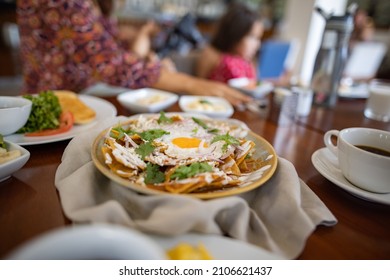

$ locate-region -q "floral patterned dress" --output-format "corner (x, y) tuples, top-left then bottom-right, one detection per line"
(17, 0), (161, 94)
(207, 54), (256, 84)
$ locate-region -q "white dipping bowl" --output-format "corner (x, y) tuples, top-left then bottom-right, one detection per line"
(117, 88), (178, 113)
(0, 140), (30, 182)
(0, 96), (32, 135)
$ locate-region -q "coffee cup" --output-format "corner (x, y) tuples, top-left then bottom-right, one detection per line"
(364, 80), (390, 122)
(324, 127), (390, 193)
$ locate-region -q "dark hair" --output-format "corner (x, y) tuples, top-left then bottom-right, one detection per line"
(211, 3), (261, 53)
(96, 0), (114, 17)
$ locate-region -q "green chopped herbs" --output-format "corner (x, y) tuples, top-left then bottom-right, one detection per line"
(0, 134), (5, 149)
(144, 163), (165, 184)
(110, 125), (136, 139)
(135, 142), (155, 160)
(171, 162), (213, 180)
(139, 129), (169, 141)
(192, 117), (219, 134)
(157, 111), (173, 124)
(199, 99), (212, 105)
(192, 117), (208, 129)
(212, 133), (240, 152)
(17, 91), (62, 133)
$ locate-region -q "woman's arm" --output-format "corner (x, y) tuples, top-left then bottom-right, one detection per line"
(152, 69), (252, 107)
(195, 46), (220, 78)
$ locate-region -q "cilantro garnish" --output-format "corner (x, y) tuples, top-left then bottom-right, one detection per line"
(171, 162), (213, 180)
(110, 126), (136, 139)
(192, 117), (208, 129)
(192, 117), (219, 134)
(135, 142), (155, 160)
(211, 133), (240, 152)
(199, 99), (212, 105)
(144, 163), (165, 184)
(0, 134), (5, 149)
(139, 129), (169, 141)
(157, 111), (173, 124)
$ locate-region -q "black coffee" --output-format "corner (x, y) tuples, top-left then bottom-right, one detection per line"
(355, 145), (390, 157)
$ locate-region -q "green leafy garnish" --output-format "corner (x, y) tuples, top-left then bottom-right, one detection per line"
(144, 163), (165, 184)
(110, 125), (136, 139)
(199, 99), (212, 105)
(17, 91), (62, 133)
(192, 117), (208, 129)
(135, 142), (155, 160)
(192, 117), (219, 134)
(211, 133), (240, 152)
(139, 129), (169, 141)
(207, 128), (219, 134)
(0, 134), (5, 149)
(157, 111), (173, 124)
(171, 162), (213, 180)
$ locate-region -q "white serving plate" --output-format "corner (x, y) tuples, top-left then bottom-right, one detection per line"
(179, 95), (234, 118)
(151, 233), (283, 260)
(4, 95), (117, 145)
(117, 88), (178, 113)
(0, 140), (30, 182)
(8, 224), (166, 260)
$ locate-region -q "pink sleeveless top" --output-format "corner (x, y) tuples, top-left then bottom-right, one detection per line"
(208, 54), (256, 84)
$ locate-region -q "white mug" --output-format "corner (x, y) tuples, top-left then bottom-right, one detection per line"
(364, 80), (390, 122)
(324, 127), (390, 193)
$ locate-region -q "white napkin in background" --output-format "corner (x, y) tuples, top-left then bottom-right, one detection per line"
(55, 116), (337, 259)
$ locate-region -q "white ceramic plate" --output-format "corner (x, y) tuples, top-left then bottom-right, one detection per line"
(151, 233), (282, 260)
(117, 88), (178, 113)
(0, 140), (30, 182)
(179, 95), (234, 119)
(338, 83), (369, 99)
(311, 147), (390, 205)
(4, 95), (117, 145)
(8, 224), (166, 260)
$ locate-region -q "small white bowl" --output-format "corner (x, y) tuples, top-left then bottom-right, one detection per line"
(8, 224), (167, 260)
(228, 78), (274, 99)
(0, 140), (30, 182)
(0, 96), (32, 135)
(179, 95), (234, 119)
(117, 88), (178, 113)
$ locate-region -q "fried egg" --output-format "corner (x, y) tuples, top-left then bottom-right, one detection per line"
(155, 131), (225, 161)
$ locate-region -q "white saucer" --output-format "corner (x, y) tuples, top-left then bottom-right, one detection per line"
(311, 148), (390, 205)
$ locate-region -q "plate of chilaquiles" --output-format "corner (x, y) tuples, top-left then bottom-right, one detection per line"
(91, 112), (277, 199)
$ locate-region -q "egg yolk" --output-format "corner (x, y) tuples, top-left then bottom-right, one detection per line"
(172, 137), (207, 149)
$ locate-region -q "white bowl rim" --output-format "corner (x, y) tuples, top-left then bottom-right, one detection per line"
(0, 96), (32, 109)
(178, 95), (234, 118)
(117, 88), (178, 112)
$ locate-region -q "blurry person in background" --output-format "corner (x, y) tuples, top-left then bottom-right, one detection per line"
(17, 0), (251, 107)
(350, 8), (375, 47)
(196, 2), (263, 88)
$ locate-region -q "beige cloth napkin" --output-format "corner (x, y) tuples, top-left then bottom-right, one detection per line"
(55, 116), (337, 259)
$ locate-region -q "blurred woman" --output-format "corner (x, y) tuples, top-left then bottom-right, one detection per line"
(196, 3), (263, 87)
(17, 0), (251, 107)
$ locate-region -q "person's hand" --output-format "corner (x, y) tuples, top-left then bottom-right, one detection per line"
(153, 70), (252, 109)
(160, 58), (177, 72)
(187, 78), (253, 108)
(131, 21), (159, 58)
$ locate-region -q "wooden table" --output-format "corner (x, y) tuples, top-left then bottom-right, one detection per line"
(1, 94), (389, 259)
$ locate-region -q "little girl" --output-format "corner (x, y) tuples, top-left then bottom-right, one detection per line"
(196, 3), (263, 86)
